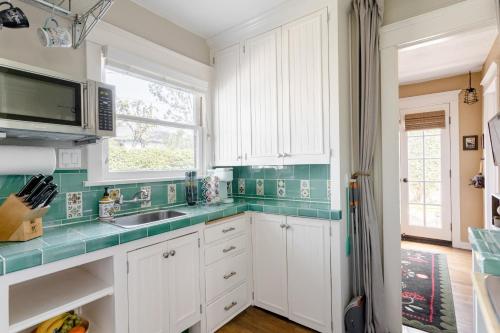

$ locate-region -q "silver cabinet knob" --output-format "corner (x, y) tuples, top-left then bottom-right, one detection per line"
(224, 301), (237, 311)
(223, 271), (237, 280)
(222, 245), (236, 253)
(169, 250), (176, 256)
(222, 227), (235, 233)
(163, 252), (169, 258)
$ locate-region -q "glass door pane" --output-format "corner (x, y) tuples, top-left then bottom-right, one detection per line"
(406, 129), (443, 228)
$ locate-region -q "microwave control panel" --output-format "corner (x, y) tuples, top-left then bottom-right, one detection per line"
(98, 87), (114, 132)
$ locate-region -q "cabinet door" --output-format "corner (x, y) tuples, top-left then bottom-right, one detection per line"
(281, 9), (330, 164)
(286, 217), (331, 333)
(128, 242), (170, 333)
(241, 28), (284, 165)
(252, 213), (288, 316)
(168, 233), (201, 333)
(213, 44), (242, 166)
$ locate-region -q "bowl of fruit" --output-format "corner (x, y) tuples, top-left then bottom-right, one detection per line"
(33, 311), (89, 333)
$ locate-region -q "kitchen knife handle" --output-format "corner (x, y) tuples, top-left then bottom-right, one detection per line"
(16, 174), (43, 197)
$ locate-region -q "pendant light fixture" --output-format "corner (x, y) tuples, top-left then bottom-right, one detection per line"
(463, 71), (479, 105)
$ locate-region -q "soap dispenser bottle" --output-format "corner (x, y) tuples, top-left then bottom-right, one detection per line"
(99, 187), (115, 221)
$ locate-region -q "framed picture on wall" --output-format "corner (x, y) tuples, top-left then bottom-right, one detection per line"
(463, 135), (479, 150)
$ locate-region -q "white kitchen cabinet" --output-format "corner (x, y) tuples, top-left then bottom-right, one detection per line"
(127, 233), (201, 333)
(286, 216), (331, 332)
(213, 44), (242, 166)
(212, 8), (330, 166)
(204, 214), (252, 332)
(167, 233), (201, 333)
(252, 214), (288, 317)
(240, 28), (283, 166)
(252, 213), (332, 333)
(282, 9), (330, 164)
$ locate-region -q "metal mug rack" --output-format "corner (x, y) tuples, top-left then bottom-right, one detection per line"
(19, 0), (114, 48)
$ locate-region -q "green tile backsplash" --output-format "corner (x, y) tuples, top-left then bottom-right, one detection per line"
(232, 165), (330, 203)
(0, 164), (330, 228)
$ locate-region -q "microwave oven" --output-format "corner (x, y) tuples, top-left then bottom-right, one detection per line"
(0, 59), (115, 142)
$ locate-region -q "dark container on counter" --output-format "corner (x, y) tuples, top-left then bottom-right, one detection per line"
(185, 171), (198, 206)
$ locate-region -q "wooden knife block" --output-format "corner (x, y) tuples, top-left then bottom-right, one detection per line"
(0, 195), (48, 242)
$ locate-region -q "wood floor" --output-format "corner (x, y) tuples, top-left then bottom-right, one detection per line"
(217, 306), (314, 333)
(401, 241), (473, 333)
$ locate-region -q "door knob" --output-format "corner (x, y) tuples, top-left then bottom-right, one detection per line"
(402, 178), (408, 183)
(163, 252), (170, 258)
(169, 250), (176, 257)
(280, 223), (286, 228)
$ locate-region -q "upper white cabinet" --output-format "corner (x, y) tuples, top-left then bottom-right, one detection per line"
(212, 8), (330, 166)
(213, 44), (242, 166)
(128, 233), (201, 333)
(281, 9), (330, 164)
(240, 28), (283, 166)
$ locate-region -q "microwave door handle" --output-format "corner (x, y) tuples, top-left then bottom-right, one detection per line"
(82, 84), (88, 129)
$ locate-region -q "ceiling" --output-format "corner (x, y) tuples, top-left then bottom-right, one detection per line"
(130, 0), (291, 38)
(398, 27), (498, 84)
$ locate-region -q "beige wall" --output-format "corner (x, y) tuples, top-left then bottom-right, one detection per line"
(384, 0), (464, 25)
(103, 0), (209, 65)
(400, 73), (484, 243)
(0, 0), (209, 80)
(483, 34), (500, 74)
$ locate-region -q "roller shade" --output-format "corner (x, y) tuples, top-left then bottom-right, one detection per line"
(404, 111), (446, 131)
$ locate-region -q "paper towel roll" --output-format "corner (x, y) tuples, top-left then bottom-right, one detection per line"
(0, 146), (56, 175)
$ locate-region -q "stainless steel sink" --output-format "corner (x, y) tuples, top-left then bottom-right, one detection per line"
(108, 210), (186, 228)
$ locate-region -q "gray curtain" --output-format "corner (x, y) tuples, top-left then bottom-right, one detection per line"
(351, 1), (386, 332)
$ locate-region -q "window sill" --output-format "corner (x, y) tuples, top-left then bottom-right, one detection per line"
(84, 176), (198, 187)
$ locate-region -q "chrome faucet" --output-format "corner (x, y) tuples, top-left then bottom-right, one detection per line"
(115, 189), (151, 205)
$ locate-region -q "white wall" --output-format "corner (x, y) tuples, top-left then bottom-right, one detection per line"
(383, 0), (465, 25)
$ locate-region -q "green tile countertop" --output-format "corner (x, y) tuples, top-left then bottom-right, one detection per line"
(0, 198), (341, 276)
(469, 227), (500, 275)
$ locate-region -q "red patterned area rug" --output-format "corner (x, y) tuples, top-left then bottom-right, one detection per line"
(401, 249), (457, 333)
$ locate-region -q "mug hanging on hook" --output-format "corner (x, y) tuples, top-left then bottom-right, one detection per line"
(0, 1), (29, 29)
(37, 16), (71, 47)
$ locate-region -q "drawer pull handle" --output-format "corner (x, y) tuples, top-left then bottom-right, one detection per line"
(169, 250), (176, 257)
(222, 227), (236, 233)
(223, 245), (236, 253)
(223, 271), (237, 279)
(224, 301), (237, 311)
(162, 252), (169, 259)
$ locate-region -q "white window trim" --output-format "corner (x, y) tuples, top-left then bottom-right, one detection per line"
(85, 24), (212, 186)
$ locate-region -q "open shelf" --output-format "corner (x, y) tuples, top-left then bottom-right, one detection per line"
(9, 267), (114, 333)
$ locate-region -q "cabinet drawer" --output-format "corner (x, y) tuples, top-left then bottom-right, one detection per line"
(206, 251), (248, 303)
(205, 233), (248, 265)
(207, 281), (249, 332)
(205, 215), (249, 244)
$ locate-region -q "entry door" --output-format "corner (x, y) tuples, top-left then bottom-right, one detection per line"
(400, 106), (452, 241)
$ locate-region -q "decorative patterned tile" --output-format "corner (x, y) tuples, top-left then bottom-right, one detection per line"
(277, 180), (286, 198)
(141, 186), (151, 208)
(300, 180), (310, 199)
(109, 189), (121, 212)
(238, 179), (245, 194)
(256, 179), (264, 196)
(227, 181), (232, 195)
(168, 184), (176, 204)
(66, 192), (83, 219)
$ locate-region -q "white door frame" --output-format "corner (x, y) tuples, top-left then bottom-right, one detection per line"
(380, 0), (498, 331)
(399, 91), (462, 245)
(480, 61), (499, 230)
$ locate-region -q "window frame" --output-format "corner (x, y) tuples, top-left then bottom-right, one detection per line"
(86, 53), (208, 186)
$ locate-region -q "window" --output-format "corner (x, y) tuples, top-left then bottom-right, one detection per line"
(100, 66), (203, 180)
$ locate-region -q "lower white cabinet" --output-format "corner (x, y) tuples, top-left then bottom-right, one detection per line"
(204, 214), (252, 332)
(127, 232), (201, 333)
(252, 213), (332, 333)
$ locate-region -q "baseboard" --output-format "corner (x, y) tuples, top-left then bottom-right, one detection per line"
(452, 240), (471, 250)
(401, 234), (452, 247)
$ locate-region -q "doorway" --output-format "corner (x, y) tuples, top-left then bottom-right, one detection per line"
(400, 106), (452, 242)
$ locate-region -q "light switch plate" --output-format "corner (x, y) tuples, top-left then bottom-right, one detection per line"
(58, 149), (82, 169)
